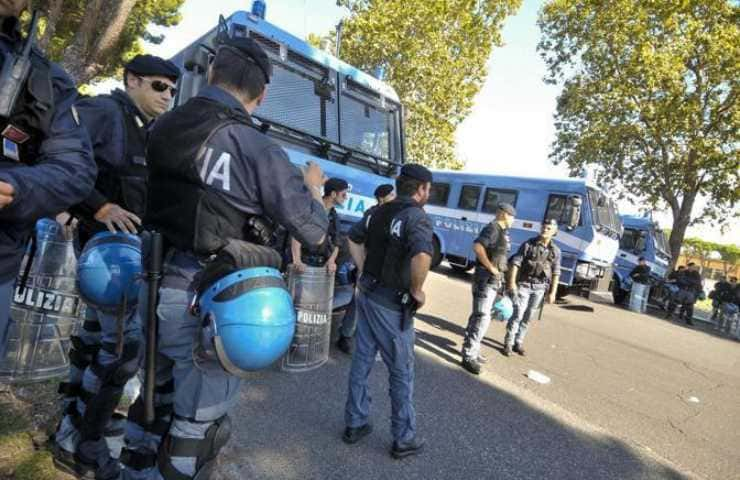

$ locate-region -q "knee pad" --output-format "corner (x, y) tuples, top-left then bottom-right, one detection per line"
(158, 415), (232, 480)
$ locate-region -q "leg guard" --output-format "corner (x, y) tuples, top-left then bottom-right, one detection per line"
(157, 415), (232, 480)
(80, 340), (142, 441)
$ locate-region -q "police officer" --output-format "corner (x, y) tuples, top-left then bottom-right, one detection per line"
(461, 203), (515, 375)
(343, 164), (433, 459)
(629, 257), (652, 285)
(118, 37), (329, 480)
(710, 276), (731, 321)
(666, 262), (704, 325)
(336, 183), (395, 355)
(504, 219), (561, 356)
(291, 176), (348, 273)
(51, 55), (180, 479)
(0, 1), (95, 359)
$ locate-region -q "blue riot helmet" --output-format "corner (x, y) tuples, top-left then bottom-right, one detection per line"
(196, 267), (295, 375)
(77, 232), (142, 312)
(492, 296), (514, 322)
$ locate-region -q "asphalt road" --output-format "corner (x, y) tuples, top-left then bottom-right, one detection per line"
(216, 265), (740, 480)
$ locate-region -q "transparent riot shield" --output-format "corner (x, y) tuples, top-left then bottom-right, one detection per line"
(281, 265), (334, 372)
(0, 221), (84, 383)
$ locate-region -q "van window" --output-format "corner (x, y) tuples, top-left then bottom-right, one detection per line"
(544, 194), (582, 226)
(482, 188), (518, 213)
(428, 182), (451, 206)
(620, 228), (646, 252)
(458, 185), (481, 211)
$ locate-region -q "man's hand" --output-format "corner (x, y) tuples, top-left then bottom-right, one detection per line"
(547, 292), (556, 304)
(410, 289), (426, 309)
(488, 265), (500, 277)
(303, 161), (326, 201)
(327, 261), (337, 274)
(94, 203), (141, 234)
(293, 261), (307, 274)
(55, 212), (78, 241)
(507, 284), (518, 297)
(0, 181), (15, 209)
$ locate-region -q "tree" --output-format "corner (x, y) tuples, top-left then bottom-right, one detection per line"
(716, 243), (740, 276)
(681, 237), (718, 272)
(538, 0), (739, 270)
(30, 0), (184, 85)
(331, 0), (521, 169)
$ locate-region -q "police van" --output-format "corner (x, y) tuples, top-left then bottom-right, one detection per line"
(611, 214), (671, 303)
(426, 170), (622, 293)
(168, 7), (399, 231)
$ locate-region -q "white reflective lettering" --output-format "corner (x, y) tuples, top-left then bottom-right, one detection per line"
(205, 152), (232, 192)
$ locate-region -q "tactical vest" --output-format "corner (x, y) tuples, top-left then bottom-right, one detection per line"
(363, 200), (418, 292)
(482, 223), (511, 272)
(95, 93), (148, 217)
(145, 97), (252, 256)
(518, 239), (557, 283)
(0, 50), (54, 166)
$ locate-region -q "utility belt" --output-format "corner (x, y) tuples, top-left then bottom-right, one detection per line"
(517, 280), (549, 291)
(358, 274), (418, 330)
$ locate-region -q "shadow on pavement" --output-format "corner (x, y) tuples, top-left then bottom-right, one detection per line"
(214, 341), (689, 480)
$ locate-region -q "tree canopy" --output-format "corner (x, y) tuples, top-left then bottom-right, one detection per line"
(538, 0), (739, 268)
(31, 0), (184, 85)
(332, 0), (522, 169)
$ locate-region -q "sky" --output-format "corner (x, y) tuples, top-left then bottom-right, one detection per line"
(94, 0), (737, 244)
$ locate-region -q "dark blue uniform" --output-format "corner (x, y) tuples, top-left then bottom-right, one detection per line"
(462, 221), (510, 362)
(120, 84), (328, 480)
(506, 236), (561, 349)
(0, 17), (95, 358)
(52, 89), (153, 477)
(344, 196), (433, 447)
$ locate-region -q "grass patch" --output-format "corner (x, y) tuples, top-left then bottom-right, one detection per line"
(14, 451), (64, 480)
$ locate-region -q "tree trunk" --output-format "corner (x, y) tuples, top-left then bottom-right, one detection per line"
(59, 0), (136, 85)
(667, 191), (697, 271)
(39, 0), (65, 52)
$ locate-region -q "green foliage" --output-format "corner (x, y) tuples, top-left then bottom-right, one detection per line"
(334, 0), (522, 169)
(538, 0), (739, 263)
(33, 0), (184, 84)
(716, 243), (740, 273)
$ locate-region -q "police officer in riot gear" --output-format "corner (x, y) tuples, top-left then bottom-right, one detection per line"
(666, 262), (704, 325)
(0, 1), (95, 360)
(629, 257), (652, 285)
(118, 36), (328, 480)
(336, 183), (395, 355)
(343, 164), (433, 459)
(291, 176), (348, 273)
(51, 55), (180, 480)
(504, 219), (561, 356)
(461, 203), (515, 375)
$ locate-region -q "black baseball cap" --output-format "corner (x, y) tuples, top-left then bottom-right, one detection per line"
(125, 55), (180, 82)
(217, 36), (272, 83)
(497, 202), (516, 216)
(374, 184), (394, 199)
(400, 164), (433, 183)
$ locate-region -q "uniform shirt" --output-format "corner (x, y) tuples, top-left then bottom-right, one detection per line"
(629, 264), (652, 284)
(74, 89), (147, 216)
(511, 236), (561, 283)
(510, 236), (562, 285)
(349, 196), (433, 262)
(0, 17), (95, 282)
(191, 85), (328, 247)
(677, 269), (703, 294)
(473, 222), (509, 282)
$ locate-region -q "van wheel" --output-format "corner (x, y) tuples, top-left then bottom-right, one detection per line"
(431, 237), (442, 269)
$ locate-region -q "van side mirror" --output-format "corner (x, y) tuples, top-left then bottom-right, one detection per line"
(565, 196), (582, 230)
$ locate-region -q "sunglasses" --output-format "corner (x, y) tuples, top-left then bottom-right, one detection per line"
(139, 77), (178, 96)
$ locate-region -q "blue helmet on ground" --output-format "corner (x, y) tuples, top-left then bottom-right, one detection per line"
(77, 232), (142, 312)
(196, 267), (295, 375)
(492, 295), (515, 322)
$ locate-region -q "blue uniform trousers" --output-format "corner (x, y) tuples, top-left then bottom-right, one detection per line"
(506, 283), (546, 347)
(462, 280), (499, 360)
(345, 289), (416, 443)
(121, 252), (242, 480)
